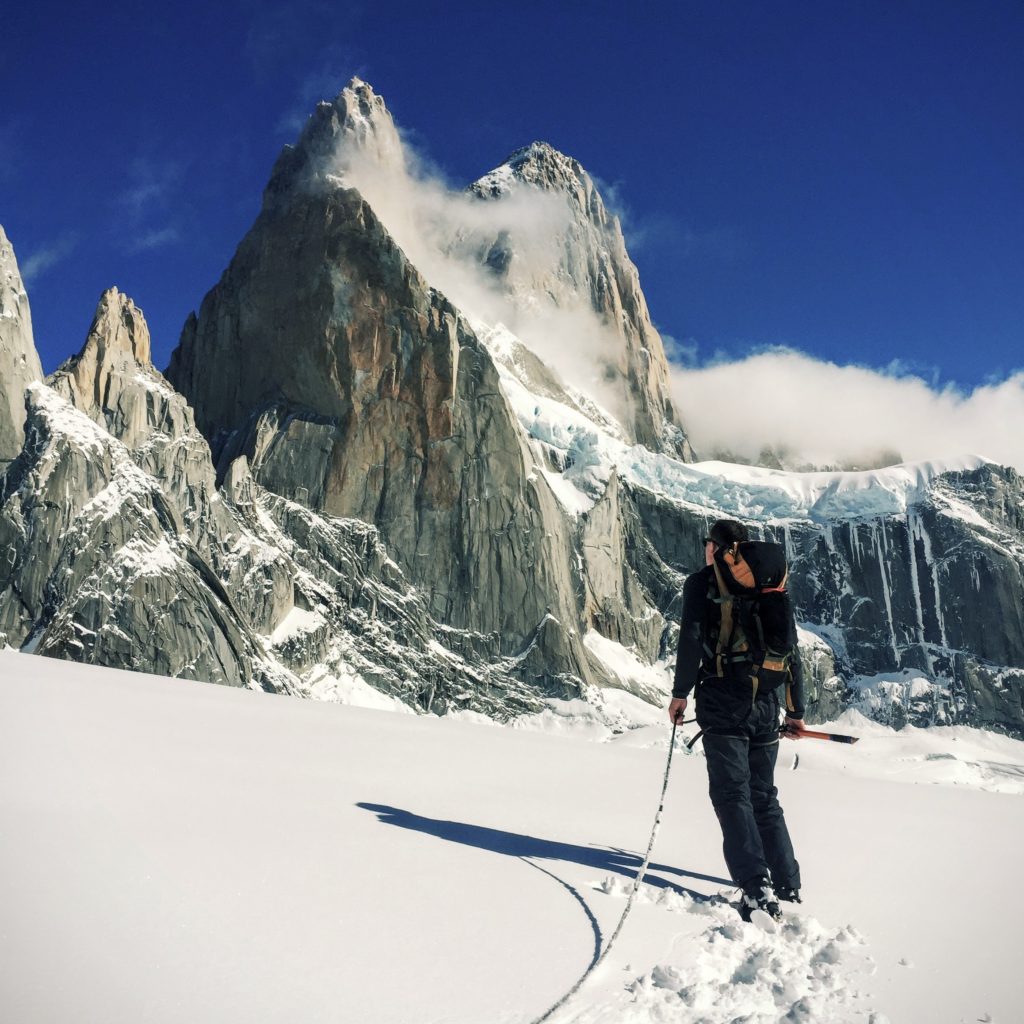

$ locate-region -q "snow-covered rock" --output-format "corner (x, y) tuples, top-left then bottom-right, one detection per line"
(0, 381), (265, 685)
(466, 141), (693, 460)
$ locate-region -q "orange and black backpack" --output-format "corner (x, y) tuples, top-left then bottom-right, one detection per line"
(702, 540), (795, 706)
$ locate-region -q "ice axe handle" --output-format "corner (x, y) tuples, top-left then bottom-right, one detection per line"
(782, 723), (859, 744)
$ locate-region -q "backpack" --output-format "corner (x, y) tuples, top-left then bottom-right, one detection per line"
(703, 540), (794, 702)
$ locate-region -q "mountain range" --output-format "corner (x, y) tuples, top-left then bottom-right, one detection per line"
(2, 79), (1021, 734)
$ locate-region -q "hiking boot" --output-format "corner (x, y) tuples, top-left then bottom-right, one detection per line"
(738, 878), (782, 922)
(775, 886), (802, 904)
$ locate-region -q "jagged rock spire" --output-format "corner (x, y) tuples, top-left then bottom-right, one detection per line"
(263, 77), (405, 210)
(48, 287), (227, 543)
(52, 287), (151, 412)
(0, 225), (44, 466)
(472, 142), (609, 222)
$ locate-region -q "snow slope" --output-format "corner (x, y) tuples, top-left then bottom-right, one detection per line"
(1, 652), (1021, 1023)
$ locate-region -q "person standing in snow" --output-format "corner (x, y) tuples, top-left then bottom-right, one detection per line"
(667, 518), (806, 921)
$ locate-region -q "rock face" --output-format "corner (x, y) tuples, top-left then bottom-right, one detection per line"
(467, 143), (693, 461)
(0, 379), (262, 684)
(781, 465), (1024, 731)
(625, 466), (1024, 733)
(0, 226), (44, 466)
(1, 288), (569, 715)
(1, 289), (266, 685)
(53, 287), (238, 542)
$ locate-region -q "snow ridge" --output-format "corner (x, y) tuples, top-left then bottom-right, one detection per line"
(476, 324), (989, 523)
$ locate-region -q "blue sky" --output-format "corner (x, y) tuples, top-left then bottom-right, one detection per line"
(2, 0), (1021, 388)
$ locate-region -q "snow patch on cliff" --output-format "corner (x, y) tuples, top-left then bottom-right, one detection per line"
(270, 605), (325, 644)
(484, 353), (989, 523)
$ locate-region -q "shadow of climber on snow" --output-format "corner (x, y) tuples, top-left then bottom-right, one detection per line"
(356, 802), (730, 901)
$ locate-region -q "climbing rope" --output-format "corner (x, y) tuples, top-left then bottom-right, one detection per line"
(528, 716), (688, 1024)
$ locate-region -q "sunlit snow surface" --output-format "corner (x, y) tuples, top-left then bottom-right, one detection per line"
(1, 652), (1020, 1024)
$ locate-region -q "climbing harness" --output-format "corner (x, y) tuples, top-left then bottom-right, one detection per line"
(527, 717), (685, 1024)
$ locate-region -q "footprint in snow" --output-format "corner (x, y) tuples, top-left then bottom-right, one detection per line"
(581, 879), (878, 1023)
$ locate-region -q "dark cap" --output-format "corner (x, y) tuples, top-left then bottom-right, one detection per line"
(707, 519), (748, 547)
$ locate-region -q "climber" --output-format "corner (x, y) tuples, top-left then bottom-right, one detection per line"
(667, 519), (806, 921)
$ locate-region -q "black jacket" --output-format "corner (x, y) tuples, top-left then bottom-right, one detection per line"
(672, 564), (806, 720)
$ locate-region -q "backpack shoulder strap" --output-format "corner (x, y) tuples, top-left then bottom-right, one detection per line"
(710, 559), (734, 677)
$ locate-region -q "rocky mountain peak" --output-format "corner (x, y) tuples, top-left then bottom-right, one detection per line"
(510, 141), (590, 191)
(509, 140), (571, 165)
(333, 78), (397, 143)
(52, 288), (151, 410)
(0, 225), (44, 466)
(85, 287), (151, 365)
(47, 287), (204, 468)
(264, 77), (404, 209)
(467, 149), (693, 460)
(0, 225), (27, 308)
(472, 142), (580, 192)
(471, 141), (611, 224)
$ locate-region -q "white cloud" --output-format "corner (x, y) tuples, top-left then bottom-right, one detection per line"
(118, 158), (183, 220)
(128, 226), (181, 253)
(21, 234), (79, 285)
(658, 332), (699, 365)
(115, 158), (183, 256)
(669, 348), (1024, 471)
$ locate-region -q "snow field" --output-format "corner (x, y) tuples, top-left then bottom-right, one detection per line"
(2, 652), (1021, 1023)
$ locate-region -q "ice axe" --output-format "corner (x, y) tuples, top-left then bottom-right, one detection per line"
(782, 722), (859, 744)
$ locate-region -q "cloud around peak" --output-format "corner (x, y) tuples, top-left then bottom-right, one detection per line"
(669, 347), (1024, 471)
(307, 91), (631, 419)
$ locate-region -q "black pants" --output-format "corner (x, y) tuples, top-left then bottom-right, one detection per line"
(702, 705), (801, 891)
